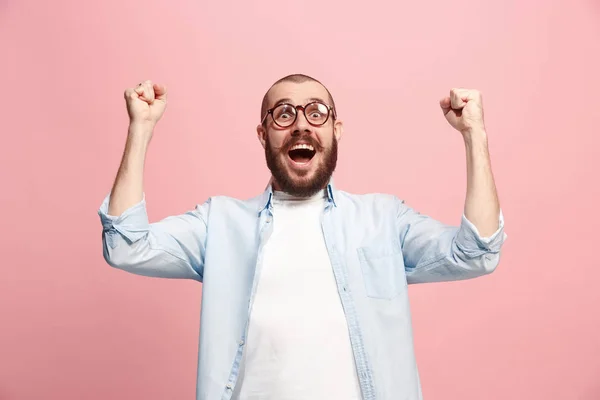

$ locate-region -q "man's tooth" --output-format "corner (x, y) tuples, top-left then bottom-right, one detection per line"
(290, 143), (315, 151)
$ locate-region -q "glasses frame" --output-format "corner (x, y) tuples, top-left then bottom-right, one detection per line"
(261, 101), (337, 128)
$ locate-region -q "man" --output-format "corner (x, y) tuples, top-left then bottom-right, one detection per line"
(98, 74), (506, 400)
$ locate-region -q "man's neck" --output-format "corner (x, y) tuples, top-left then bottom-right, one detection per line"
(270, 177), (331, 200)
(272, 189), (327, 203)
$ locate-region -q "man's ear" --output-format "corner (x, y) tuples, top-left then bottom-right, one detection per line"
(257, 124), (267, 149)
(334, 120), (344, 142)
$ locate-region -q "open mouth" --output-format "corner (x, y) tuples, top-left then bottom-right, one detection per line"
(288, 143), (317, 164)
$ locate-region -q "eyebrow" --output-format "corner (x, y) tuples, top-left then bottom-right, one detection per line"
(272, 97), (328, 108)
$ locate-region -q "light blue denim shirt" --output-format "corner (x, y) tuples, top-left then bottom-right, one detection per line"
(98, 179), (506, 400)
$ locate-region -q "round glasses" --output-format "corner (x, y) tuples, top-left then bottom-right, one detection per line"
(261, 101), (336, 128)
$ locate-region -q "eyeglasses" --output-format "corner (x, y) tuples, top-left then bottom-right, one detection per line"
(261, 101), (336, 128)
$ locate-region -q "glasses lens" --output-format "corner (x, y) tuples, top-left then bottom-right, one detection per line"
(272, 104), (297, 127)
(304, 102), (329, 125)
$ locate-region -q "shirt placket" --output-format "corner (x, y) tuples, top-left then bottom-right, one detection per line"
(321, 203), (376, 400)
(222, 205), (275, 399)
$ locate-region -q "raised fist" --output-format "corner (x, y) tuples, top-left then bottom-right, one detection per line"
(124, 80), (168, 127)
(439, 88), (485, 135)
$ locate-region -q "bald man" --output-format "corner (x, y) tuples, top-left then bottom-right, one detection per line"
(99, 74), (507, 400)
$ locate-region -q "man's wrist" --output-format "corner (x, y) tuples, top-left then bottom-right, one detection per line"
(462, 127), (488, 146)
(129, 120), (154, 132)
(125, 122), (153, 151)
(128, 122), (154, 141)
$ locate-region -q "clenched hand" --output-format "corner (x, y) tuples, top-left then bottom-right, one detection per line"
(124, 80), (168, 128)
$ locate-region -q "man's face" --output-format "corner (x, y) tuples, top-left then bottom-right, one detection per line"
(257, 81), (343, 197)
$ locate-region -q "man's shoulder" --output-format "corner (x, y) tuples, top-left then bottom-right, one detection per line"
(330, 190), (405, 219)
(335, 189), (401, 206)
(194, 186), (283, 216)
(201, 193), (265, 212)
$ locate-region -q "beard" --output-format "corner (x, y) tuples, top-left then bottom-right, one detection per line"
(265, 134), (338, 197)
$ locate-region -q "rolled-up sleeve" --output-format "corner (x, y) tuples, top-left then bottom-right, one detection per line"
(396, 198), (507, 284)
(98, 193), (209, 281)
(456, 211), (506, 254)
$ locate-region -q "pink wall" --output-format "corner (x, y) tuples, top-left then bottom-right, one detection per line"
(1, 0), (599, 399)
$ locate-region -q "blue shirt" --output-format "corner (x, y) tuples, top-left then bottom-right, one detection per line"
(98, 179), (506, 400)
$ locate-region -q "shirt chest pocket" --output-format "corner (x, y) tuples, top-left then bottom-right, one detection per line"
(357, 245), (408, 300)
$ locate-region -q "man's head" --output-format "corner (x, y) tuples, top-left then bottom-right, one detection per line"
(257, 74), (343, 197)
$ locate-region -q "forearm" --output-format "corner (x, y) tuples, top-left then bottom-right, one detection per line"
(462, 129), (501, 237)
(107, 123), (153, 216)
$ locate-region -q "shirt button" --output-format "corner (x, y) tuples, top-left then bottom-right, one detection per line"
(226, 383), (232, 390)
(239, 339), (245, 346)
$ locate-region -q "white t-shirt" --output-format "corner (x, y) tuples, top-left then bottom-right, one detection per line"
(232, 190), (362, 400)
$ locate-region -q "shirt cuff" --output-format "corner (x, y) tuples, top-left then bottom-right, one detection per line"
(97, 193), (150, 243)
(457, 210), (507, 254)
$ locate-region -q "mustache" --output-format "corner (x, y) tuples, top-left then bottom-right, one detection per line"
(278, 136), (324, 153)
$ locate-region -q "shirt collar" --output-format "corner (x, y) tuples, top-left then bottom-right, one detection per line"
(258, 177), (337, 213)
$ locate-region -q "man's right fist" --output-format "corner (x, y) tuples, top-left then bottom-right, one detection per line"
(124, 80), (167, 126)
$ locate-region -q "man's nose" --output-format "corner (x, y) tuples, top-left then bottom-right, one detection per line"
(292, 110), (312, 135)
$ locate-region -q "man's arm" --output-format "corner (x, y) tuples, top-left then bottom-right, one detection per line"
(398, 88), (506, 284)
(99, 194), (208, 281)
(106, 124), (149, 217)
(108, 80), (165, 216)
(98, 80), (207, 281)
(397, 200), (505, 284)
(455, 91), (501, 237)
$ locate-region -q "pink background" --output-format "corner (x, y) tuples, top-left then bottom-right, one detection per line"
(1, 0), (599, 399)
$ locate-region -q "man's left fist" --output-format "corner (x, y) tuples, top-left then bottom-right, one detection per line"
(440, 88), (485, 135)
